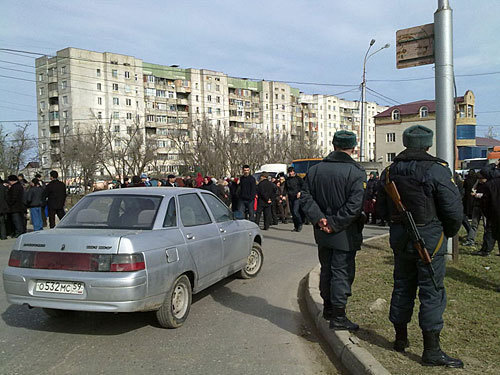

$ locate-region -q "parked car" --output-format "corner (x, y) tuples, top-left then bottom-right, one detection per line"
(3, 188), (263, 328)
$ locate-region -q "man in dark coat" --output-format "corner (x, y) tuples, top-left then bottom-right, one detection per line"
(24, 178), (45, 231)
(201, 176), (218, 194)
(7, 175), (25, 237)
(300, 130), (365, 331)
(0, 178), (9, 239)
(237, 165), (257, 221)
(42, 170), (66, 228)
(254, 173), (275, 230)
(477, 163), (500, 255)
(376, 125), (463, 368)
(165, 174), (178, 187)
(284, 167), (305, 232)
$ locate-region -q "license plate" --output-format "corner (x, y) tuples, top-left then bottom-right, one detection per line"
(35, 280), (85, 295)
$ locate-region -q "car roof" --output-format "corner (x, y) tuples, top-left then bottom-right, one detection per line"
(88, 187), (209, 197)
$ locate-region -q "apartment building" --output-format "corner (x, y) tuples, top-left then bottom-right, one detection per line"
(36, 47), (387, 176)
(374, 90), (477, 169)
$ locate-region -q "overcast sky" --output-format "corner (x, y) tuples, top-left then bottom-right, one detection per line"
(1, 0), (499, 137)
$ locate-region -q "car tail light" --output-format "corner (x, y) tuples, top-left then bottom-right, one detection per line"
(110, 254), (145, 272)
(8, 251), (145, 272)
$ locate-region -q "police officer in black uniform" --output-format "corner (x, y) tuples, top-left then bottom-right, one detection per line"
(376, 125), (464, 368)
(300, 130), (365, 331)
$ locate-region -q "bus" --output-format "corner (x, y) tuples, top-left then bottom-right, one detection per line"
(291, 158), (323, 178)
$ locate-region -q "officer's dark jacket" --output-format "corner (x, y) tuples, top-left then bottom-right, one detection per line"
(42, 179), (67, 210)
(376, 149), (463, 256)
(7, 181), (25, 213)
(256, 179), (275, 204)
(300, 151), (366, 251)
(481, 166), (500, 241)
(284, 175), (304, 197)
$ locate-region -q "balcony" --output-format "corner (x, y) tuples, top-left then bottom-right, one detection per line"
(48, 90), (58, 98)
(176, 98), (189, 106)
(49, 120), (59, 127)
(50, 133), (60, 141)
(49, 104), (59, 112)
(175, 85), (191, 94)
(48, 75), (58, 84)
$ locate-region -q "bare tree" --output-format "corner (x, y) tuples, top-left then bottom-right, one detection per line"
(0, 123), (37, 176)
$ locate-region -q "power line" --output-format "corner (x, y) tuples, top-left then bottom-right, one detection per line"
(0, 48), (359, 88)
(365, 87), (401, 105)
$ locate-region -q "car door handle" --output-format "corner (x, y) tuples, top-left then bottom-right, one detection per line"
(219, 228), (226, 233)
(186, 233), (195, 240)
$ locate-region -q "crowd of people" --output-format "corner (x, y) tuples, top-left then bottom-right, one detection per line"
(0, 170), (67, 239)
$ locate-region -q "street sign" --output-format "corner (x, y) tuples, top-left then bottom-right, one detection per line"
(396, 23), (434, 69)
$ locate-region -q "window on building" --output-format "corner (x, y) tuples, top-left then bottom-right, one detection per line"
(113, 112), (119, 119)
(96, 69), (101, 77)
(113, 97), (119, 105)
(216, 84), (220, 92)
(62, 96), (68, 105)
(97, 83), (102, 91)
(207, 83), (212, 90)
(387, 153), (396, 162)
(386, 133), (396, 143)
(126, 112), (132, 120)
(126, 98), (131, 106)
(38, 73), (44, 81)
(61, 81), (67, 89)
(420, 106), (428, 118)
(392, 109), (400, 120)
(112, 69), (118, 78)
(112, 83), (118, 91)
(62, 110), (68, 119)
(147, 115), (155, 122)
(275, 94), (278, 99)
(61, 66), (66, 74)
(39, 87), (44, 96)
(216, 96), (220, 103)
(467, 105), (473, 118)
(208, 107), (212, 114)
(97, 97), (102, 105)
(195, 95), (199, 102)
(216, 108), (221, 115)
(114, 140), (121, 147)
(97, 111), (102, 119)
(114, 126), (120, 132)
(207, 95), (212, 102)
(124, 71), (130, 79)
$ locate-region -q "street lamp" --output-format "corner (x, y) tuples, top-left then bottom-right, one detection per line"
(360, 40), (390, 162)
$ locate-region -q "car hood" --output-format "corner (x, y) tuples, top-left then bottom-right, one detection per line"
(14, 229), (144, 254)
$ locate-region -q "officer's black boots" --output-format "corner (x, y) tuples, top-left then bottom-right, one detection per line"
(393, 324), (410, 352)
(323, 302), (334, 320)
(328, 307), (359, 331)
(422, 330), (464, 368)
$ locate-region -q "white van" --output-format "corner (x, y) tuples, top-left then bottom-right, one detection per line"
(254, 163), (288, 180)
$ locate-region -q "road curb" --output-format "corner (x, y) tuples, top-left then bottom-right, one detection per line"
(304, 233), (391, 375)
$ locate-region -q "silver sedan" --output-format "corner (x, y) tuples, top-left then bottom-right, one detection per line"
(3, 187), (263, 328)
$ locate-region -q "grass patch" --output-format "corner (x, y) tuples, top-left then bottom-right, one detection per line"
(349, 228), (500, 374)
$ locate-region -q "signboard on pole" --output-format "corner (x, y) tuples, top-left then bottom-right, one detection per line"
(396, 23), (435, 69)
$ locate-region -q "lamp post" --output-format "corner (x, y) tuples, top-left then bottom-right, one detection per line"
(360, 40), (390, 162)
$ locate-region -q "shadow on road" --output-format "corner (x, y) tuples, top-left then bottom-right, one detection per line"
(263, 234), (317, 248)
(1, 304), (156, 335)
(211, 284), (318, 342)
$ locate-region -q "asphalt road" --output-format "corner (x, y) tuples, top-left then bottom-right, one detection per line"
(0, 223), (388, 375)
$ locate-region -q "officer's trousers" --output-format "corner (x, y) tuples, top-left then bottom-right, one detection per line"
(389, 251), (447, 331)
(318, 246), (356, 308)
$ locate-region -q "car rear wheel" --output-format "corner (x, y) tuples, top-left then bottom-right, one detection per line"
(239, 243), (263, 279)
(156, 274), (192, 329)
(42, 308), (73, 318)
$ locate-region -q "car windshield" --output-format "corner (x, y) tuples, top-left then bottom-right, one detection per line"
(58, 194), (163, 230)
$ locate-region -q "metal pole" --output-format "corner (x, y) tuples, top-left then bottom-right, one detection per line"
(360, 68), (366, 161)
(434, 0), (455, 259)
(434, 0), (454, 168)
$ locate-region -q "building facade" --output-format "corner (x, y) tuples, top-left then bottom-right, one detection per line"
(374, 90), (476, 169)
(35, 47), (386, 176)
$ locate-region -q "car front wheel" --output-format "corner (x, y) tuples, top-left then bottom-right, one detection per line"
(156, 274), (192, 329)
(239, 242), (263, 279)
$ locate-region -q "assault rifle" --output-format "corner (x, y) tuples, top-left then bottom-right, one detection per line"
(384, 180), (439, 291)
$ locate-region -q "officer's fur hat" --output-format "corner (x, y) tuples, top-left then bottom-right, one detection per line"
(403, 125), (433, 149)
(333, 130), (357, 149)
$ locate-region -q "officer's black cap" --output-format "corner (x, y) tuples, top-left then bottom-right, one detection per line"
(333, 130), (357, 149)
(403, 125), (433, 149)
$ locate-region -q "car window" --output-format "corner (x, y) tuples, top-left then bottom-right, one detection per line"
(163, 197), (177, 227)
(178, 193), (212, 227)
(58, 195), (162, 229)
(202, 193), (232, 223)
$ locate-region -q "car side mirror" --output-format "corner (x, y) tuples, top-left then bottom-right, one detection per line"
(233, 211), (244, 220)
